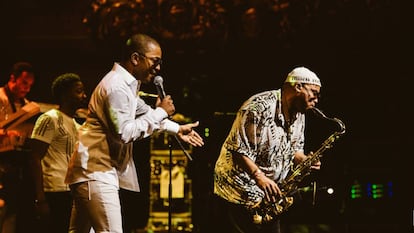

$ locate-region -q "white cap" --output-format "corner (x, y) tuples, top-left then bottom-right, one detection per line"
(285, 67), (321, 87)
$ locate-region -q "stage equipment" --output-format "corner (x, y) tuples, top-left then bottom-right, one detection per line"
(147, 131), (193, 233)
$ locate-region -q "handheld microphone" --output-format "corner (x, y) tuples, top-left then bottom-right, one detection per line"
(153, 75), (193, 161)
(153, 76), (166, 100)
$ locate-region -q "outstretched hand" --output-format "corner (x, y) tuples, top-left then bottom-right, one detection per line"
(177, 121), (204, 147)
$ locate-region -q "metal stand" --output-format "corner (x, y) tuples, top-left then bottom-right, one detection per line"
(168, 141), (172, 233)
(167, 135), (192, 233)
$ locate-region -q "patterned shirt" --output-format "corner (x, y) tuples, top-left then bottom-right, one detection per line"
(31, 109), (80, 192)
(214, 89), (305, 206)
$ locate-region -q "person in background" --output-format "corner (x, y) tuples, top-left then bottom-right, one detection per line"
(65, 33), (204, 233)
(26, 73), (87, 233)
(213, 67), (322, 233)
(0, 62), (36, 233)
(0, 62), (35, 122)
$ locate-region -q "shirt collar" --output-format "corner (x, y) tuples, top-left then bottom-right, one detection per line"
(274, 89), (300, 128)
(113, 62), (138, 86)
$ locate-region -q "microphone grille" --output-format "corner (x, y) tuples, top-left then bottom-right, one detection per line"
(153, 76), (163, 85)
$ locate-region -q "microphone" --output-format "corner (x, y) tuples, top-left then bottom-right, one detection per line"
(153, 75), (193, 161)
(153, 76), (166, 100)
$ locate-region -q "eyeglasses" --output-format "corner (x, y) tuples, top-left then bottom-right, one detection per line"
(302, 84), (321, 99)
(137, 52), (162, 67)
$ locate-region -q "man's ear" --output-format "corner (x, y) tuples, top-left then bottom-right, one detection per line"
(131, 52), (140, 66)
(295, 83), (302, 92)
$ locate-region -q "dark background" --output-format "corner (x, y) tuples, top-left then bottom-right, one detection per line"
(0, 0), (412, 232)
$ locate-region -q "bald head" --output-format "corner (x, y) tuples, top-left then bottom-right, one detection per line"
(121, 34), (160, 61)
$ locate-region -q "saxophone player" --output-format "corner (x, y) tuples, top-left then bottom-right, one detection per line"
(213, 66), (322, 233)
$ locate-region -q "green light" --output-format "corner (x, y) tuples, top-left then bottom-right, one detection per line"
(350, 183), (362, 199)
(351, 193), (362, 199)
(204, 128), (210, 137)
(372, 193), (383, 199)
(370, 183), (384, 199)
(372, 184), (383, 189)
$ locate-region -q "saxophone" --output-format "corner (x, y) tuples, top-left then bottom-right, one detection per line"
(250, 107), (346, 224)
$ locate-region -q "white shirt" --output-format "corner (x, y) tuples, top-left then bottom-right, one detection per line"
(65, 63), (179, 192)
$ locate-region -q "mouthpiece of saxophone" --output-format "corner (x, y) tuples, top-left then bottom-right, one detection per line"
(311, 107), (326, 118)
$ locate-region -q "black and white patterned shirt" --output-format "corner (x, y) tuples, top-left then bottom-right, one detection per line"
(214, 89), (305, 206)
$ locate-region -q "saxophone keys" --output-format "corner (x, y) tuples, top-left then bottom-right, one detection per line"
(285, 196), (294, 206)
(253, 212), (263, 224)
(264, 213), (273, 222)
(274, 203), (283, 215)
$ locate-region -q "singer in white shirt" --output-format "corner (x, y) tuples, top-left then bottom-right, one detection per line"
(65, 33), (204, 233)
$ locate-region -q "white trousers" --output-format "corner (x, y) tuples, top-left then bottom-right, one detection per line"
(69, 181), (122, 233)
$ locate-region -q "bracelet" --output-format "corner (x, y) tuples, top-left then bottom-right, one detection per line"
(251, 169), (263, 179)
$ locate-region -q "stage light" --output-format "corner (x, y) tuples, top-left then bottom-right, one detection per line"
(350, 180), (393, 199)
(351, 182), (362, 199)
(204, 127), (210, 137)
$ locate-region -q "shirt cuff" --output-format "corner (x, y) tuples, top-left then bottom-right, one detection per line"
(161, 119), (180, 134)
(153, 107), (169, 122)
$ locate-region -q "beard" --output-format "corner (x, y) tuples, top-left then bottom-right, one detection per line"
(292, 98), (308, 114)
